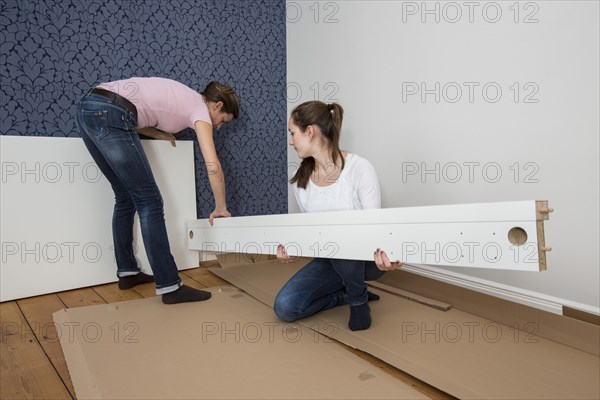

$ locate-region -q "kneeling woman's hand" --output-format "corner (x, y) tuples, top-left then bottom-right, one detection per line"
(374, 248), (402, 271)
(277, 244), (296, 263)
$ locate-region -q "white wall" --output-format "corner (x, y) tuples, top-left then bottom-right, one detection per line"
(287, 1), (599, 312)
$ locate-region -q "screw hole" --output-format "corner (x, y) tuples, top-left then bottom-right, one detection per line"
(508, 227), (527, 246)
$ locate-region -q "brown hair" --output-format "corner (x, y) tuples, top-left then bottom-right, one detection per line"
(289, 101), (344, 189)
(201, 81), (240, 119)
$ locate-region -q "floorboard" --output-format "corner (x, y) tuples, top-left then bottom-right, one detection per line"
(57, 288), (106, 309)
(16, 294), (76, 399)
(1, 301), (72, 400)
(93, 283), (143, 303)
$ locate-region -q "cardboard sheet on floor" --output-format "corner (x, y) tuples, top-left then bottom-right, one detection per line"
(53, 286), (426, 400)
(209, 258), (600, 400)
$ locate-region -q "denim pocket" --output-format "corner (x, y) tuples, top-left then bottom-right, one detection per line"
(104, 107), (132, 131)
(81, 110), (110, 140)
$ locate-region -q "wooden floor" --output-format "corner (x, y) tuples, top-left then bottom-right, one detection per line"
(1, 267), (454, 400)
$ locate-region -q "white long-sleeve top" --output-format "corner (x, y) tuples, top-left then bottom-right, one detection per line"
(292, 153), (381, 213)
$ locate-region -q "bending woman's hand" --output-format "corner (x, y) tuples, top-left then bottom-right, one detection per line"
(374, 248), (402, 271)
(159, 131), (176, 147)
(137, 127), (176, 147)
(277, 244), (296, 263)
(209, 209), (231, 226)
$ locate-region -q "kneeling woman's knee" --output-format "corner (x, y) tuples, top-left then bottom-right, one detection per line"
(273, 294), (299, 322)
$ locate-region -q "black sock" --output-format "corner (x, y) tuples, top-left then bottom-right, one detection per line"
(162, 285), (212, 304)
(367, 291), (380, 301)
(349, 302), (371, 331)
(118, 272), (155, 290)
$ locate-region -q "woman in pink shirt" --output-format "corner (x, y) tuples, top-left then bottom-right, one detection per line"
(75, 77), (239, 304)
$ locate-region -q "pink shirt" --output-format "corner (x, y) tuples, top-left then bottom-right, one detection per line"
(98, 77), (211, 132)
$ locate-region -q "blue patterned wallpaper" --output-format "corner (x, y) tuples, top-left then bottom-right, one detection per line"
(0, 0), (288, 217)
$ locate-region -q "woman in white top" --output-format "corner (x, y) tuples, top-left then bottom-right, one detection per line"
(274, 101), (401, 331)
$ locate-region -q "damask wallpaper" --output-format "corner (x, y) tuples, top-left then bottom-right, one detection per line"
(0, 0), (288, 217)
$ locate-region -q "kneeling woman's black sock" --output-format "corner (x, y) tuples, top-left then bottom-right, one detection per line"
(162, 285), (211, 304)
(367, 291), (380, 301)
(349, 302), (371, 331)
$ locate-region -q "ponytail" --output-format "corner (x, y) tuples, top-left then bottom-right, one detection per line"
(289, 101), (345, 189)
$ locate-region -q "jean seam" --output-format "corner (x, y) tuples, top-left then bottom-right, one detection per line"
(129, 131), (162, 203)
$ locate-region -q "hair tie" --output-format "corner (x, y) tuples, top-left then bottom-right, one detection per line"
(327, 103), (334, 112)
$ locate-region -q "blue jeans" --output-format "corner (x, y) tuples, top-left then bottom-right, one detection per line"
(75, 91), (181, 294)
(274, 258), (385, 322)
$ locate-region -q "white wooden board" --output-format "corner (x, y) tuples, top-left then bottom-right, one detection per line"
(0, 136), (198, 301)
(188, 201), (550, 271)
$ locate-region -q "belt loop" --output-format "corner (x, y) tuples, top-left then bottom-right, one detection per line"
(81, 87), (92, 102)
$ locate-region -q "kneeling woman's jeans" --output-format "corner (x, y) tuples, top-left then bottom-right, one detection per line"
(75, 91), (181, 294)
(274, 258), (385, 322)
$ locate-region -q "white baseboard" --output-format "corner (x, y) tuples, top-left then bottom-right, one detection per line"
(402, 263), (600, 317)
